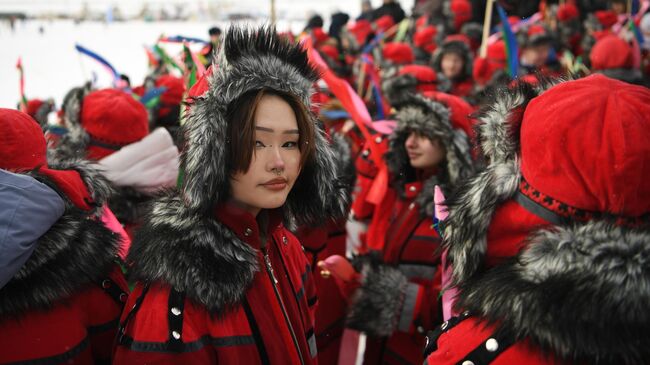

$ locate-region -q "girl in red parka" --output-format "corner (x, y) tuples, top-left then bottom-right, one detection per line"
(0, 108), (128, 364)
(323, 93), (474, 365)
(112, 25), (349, 364)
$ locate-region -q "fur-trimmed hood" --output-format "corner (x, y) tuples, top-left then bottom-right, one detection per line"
(127, 25), (352, 314)
(0, 161), (120, 317)
(181, 25), (348, 224)
(442, 75), (650, 364)
(384, 93), (473, 215)
(382, 72), (451, 108)
(431, 40), (473, 82)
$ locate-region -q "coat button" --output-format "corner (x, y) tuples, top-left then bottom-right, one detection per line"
(172, 331), (181, 340)
(244, 228), (252, 237)
(409, 203), (415, 210)
(441, 321), (448, 330)
(171, 307), (181, 316)
(362, 149), (370, 157)
(462, 361), (475, 365)
(409, 186), (417, 192)
(102, 279), (111, 288)
(417, 326), (424, 334)
(282, 236), (288, 245)
(119, 293), (127, 302)
(485, 338), (499, 352)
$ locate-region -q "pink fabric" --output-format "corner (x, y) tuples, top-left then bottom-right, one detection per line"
(101, 206), (131, 260)
(434, 185), (457, 321)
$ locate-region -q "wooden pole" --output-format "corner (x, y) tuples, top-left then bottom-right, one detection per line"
(270, 0), (276, 24)
(479, 0), (495, 59)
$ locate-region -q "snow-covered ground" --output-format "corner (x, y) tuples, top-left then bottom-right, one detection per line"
(0, 0), (414, 109)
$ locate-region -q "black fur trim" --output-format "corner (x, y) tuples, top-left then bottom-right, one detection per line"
(455, 221), (650, 365)
(382, 73), (451, 108)
(596, 68), (645, 86)
(127, 192), (259, 315)
(109, 186), (152, 226)
(50, 84), (93, 162)
(0, 174), (121, 317)
(346, 255), (409, 337)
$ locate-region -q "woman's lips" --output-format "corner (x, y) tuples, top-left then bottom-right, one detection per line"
(260, 178), (288, 191)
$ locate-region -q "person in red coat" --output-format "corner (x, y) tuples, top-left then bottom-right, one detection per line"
(431, 37), (475, 98)
(425, 74), (650, 364)
(321, 93), (474, 365)
(0, 108), (128, 364)
(112, 25), (350, 364)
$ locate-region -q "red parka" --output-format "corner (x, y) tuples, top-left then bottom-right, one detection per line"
(113, 200), (318, 364)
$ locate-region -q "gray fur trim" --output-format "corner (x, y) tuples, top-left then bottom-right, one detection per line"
(456, 221), (650, 365)
(180, 25), (341, 227)
(48, 159), (114, 212)
(127, 192), (259, 314)
(597, 68), (645, 86)
(346, 257), (409, 337)
(384, 93), (473, 202)
(0, 173), (121, 317)
(50, 84), (93, 162)
(382, 73), (452, 108)
(443, 77), (570, 285)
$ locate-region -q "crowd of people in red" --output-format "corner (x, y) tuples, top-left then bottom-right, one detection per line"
(1, 0), (649, 364)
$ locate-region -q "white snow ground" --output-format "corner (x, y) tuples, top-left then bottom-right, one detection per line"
(0, 0), (414, 109)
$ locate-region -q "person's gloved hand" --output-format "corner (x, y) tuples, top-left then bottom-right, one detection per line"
(317, 255), (361, 303)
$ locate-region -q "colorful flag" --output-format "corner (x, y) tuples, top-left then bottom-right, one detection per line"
(75, 44), (120, 84)
(496, 4), (519, 78)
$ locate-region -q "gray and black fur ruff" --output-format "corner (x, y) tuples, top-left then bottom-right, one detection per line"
(382, 72), (451, 108)
(384, 93), (473, 216)
(442, 76), (650, 364)
(48, 83), (93, 163)
(127, 25), (350, 314)
(0, 161), (120, 317)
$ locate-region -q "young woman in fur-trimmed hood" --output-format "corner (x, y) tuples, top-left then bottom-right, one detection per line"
(321, 93), (474, 365)
(424, 75), (650, 364)
(113, 25), (349, 364)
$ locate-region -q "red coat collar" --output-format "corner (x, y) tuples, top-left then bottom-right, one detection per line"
(215, 202), (284, 249)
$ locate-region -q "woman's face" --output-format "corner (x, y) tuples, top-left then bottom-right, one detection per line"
(441, 52), (465, 80)
(405, 132), (446, 171)
(230, 94), (302, 216)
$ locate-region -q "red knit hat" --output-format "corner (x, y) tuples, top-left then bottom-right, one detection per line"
(374, 15), (395, 33)
(382, 42), (414, 65)
(0, 108), (94, 210)
(472, 40), (507, 86)
(81, 89), (149, 160)
(413, 25), (438, 53)
(450, 0), (472, 30)
(348, 20), (373, 45)
(399, 64), (438, 92)
(589, 35), (633, 70)
(155, 74), (186, 119)
(557, 3), (580, 22)
(595, 10), (618, 28)
(25, 99), (45, 118)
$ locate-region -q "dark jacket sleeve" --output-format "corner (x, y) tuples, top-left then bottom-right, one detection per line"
(0, 169), (65, 288)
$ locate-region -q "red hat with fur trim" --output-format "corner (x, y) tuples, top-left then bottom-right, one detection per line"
(590, 35), (633, 70)
(383, 42), (414, 65)
(557, 3), (580, 22)
(414, 25), (438, 53)
(441, 75), (650, 363)
(0, 108), (112, 211)
(595, 10), (618, 28)
(399, 64), (439, 92)
(348, 20), (373, 45)
(375, 15), (395, 33)
(81, 89), (149, 160)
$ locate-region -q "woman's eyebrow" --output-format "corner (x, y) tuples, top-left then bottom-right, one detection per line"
(255, 126), (299, 134)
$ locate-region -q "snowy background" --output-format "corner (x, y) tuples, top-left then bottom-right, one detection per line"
(0, 0), (414, 109)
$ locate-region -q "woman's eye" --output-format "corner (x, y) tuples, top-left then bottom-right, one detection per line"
(255, 141), (265, 148)
(283, 141), (299, 148)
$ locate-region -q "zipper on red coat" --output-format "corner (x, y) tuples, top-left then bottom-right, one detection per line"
(262, 245), (306, 365)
